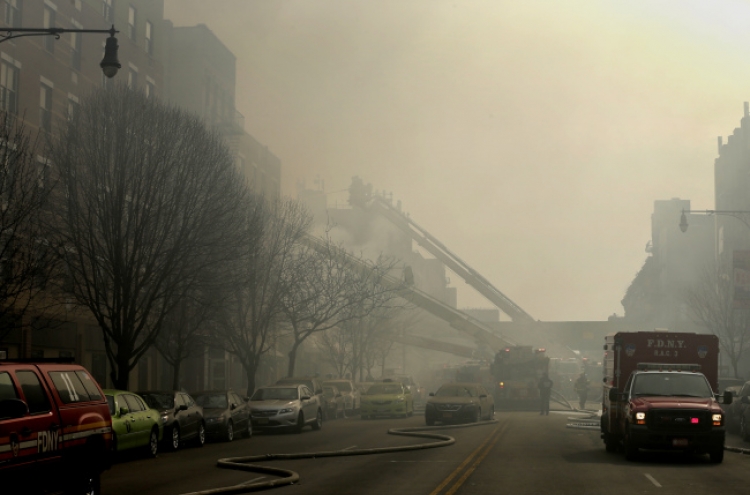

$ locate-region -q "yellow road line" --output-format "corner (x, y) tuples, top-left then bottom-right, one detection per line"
(428, 424), (501, 495)
(444, 422), (507, 495)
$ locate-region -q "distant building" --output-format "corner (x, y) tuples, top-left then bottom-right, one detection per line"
(622, 198), (713, 328)
(714, 103), (750, 268)
(163, 23), (280, 198)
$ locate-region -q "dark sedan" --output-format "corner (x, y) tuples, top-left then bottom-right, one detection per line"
(193, 390), (251, 442)
(138, 390), (205, 450)
(424, 382), (495, 426)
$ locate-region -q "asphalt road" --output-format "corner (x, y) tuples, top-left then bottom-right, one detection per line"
(101, 408), (750, 495)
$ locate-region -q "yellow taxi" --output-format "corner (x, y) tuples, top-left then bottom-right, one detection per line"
(360, 379), (414, 419)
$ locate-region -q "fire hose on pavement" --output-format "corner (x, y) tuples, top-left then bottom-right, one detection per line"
(180, 420), (498, 495)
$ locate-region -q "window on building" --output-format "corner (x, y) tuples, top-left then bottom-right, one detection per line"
(0, 61), (18, 115)
(127, 68), (137, 89)
(145, 20), (152, 55)
(71, 31), (82, 70)
(102, 0), (114, 24)
(39, 83), (52, 133)
(67, 95), (78, 121)
(128, 5), (136, 40)
(37, 156), (50, 191)
(145, 79), (155, 98)
(43, 6), (55, 53)
(4, 0), (21, 28)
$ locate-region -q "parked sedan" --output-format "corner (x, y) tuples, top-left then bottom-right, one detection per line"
(138, 390), (205, 450)
(104, 389), (164, 457)
(361, 380), (414, 419)
(249, 384), (323, 433)
(424, 382), (495, 426)
(193, 390), (251, 442)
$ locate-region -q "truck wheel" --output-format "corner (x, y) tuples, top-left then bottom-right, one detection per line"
(624, 430), (638, 461)
(603, 433), (617, 453)
(709, 447), (724, 463)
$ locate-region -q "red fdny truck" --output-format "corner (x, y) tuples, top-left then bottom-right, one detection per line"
(600, 331), (732, 462)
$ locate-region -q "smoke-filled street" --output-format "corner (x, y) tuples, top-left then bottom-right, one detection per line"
(102, 411), (750, 495)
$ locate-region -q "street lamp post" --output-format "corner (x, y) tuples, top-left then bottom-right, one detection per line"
(679, 209), (750, 233)
(0, 25), (121, 78)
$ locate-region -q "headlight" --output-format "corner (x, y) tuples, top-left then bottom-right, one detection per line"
(160, 413), (169, 424)
(712, 414), (723, 426)
(635, 412), (646, 425)
(278, 408), (295, 414)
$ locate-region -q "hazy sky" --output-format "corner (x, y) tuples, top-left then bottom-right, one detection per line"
(164, 0), (750, 322)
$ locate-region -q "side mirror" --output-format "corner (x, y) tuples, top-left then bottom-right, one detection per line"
(429, 392), (435, 397)
(230, 403), (236, 410)
(119, 406), (129, 416)
(0, 398), (28, 419)
(301, 395), (311, 401)
(177, 404), (188, 412)
(479, 394), (487, 398)
(608, 388), (620, 403)
(722, 391), (733, 405)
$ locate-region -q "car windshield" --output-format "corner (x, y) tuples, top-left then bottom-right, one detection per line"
(195, 394), (227, 409)
(632, 373), (713, 398)
(141, 393), (173, 409)
(251, 388), (299, 401)
(435, 385), (475, 397)
(367, 384), (402, 395)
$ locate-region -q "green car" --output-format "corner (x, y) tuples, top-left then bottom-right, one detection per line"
(104, 389), (164, 457)
(360, 380), (414, 419)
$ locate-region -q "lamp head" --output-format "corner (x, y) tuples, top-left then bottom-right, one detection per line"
(679, 210), (688, 233)
(100, 27), (121, 78)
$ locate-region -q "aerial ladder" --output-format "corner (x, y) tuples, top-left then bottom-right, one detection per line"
(301, 234), (515, 356)
(348, 177), (535, 323)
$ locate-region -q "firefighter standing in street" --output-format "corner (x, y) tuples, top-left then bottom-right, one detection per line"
(574, 373), (589, 410)
(538, 372), (553, 415)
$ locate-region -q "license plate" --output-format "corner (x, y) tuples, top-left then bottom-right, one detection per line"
(672, 438), (688, 447)
(442, 413), (452, 419)
(257, 418), (268, 424)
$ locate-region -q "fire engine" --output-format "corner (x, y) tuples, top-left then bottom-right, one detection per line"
(490, 346), (549, 410)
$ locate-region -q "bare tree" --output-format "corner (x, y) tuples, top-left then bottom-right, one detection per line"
(154, 288), (216, 390)
(315, 255), (406, 379)
(219, 196), (312, 396)
(280, 233), (403, 377)
(686, 260), (750, 378)
(0, 112), (59, 345)
(47, 86), (248, 390)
